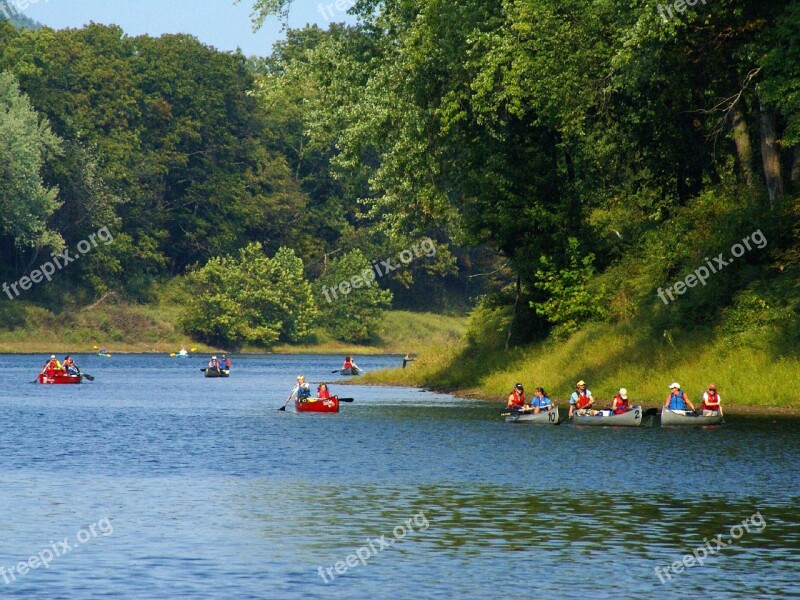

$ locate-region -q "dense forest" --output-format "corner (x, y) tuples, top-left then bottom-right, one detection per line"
(1, 0), (799, 354)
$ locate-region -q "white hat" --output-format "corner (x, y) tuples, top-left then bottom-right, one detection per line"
(50, 355), (56, 359)
(619, 388), (628, 399)
(669, 382), (680, 389)
(212, 356), (217, 359)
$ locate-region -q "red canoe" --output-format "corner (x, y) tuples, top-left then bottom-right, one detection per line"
(38, 372), (83, 384)
(295, 396), (340, 413)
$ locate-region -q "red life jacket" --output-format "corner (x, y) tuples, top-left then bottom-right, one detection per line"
(612, 394), (629, 414)
(343, 360), (352, 369)
(702, 391), (719, 411)
(318, 389), (331, 399)
(575, 391), (591, 409)
(509, 390), (525, 407)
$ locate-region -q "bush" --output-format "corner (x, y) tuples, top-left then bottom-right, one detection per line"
(182, 243), (317, 349)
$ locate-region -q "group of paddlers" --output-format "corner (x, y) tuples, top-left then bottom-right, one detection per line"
(206, 355), (231, 372)
(289, 375), (333, 402)
(507, 380), (722, 416)
(41, 355), (81, 376)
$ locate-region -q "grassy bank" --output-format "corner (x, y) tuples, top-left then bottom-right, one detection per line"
(0, 301), (465, 355)
(361, 321), (800, 409)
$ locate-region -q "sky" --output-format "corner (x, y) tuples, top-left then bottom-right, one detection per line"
(17, 0), (355, 57)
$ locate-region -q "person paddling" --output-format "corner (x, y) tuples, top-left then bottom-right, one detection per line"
(63, 355), (80, 376)
(569, 380), (594, 417)
(665, 383), (695, 412)
(701, 384), (721, 415)
(42, 355), (63, 375)
(291, 375), (312, 403)
(221, 355), (231, 371)
(208, 356), (221, 372)
(611, 388), (630, 415)
(507, 383), (525, 410)
(342, 356), (360, 373)
(529, 387), (552, 414)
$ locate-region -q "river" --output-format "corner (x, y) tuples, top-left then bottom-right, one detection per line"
(0, 353), (797, 598)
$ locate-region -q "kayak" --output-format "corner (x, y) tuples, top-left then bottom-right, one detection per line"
(505, 406), (560, 424)
(340, 367), (361, 376)
(203, 369), (230, 378)
(661, 409), (723, 426)
(38, 372), (83, 384)
(98, 353), (111, 358)
(296, 396), (340, 413)
(572, 406), (643, 427)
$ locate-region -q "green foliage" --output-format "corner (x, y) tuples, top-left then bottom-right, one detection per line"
(182, 243), (317, 349)
(317, 248), (392, 343)
(534, 239), (606, 338)
(0, 70), (62, 250)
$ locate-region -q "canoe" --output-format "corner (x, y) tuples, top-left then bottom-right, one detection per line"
(505, 406), (560, 424)
(340, 367), (361, 376)
(203, 369), (230, 378)
(38, 372), (83, 384)
(572, 405), (643, 427)
(98, 353), (111, 358)
(296, 396), (340, 413)
(661, 409), (723, 426)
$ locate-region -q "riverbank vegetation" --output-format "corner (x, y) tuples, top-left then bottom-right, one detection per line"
(0, 297), (464, 355)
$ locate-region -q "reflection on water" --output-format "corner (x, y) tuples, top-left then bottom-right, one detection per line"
(0, 353), (797, 598)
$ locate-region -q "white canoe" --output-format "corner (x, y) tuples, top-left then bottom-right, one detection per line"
(572, 406), (643, 427)
(661, 409), (723, 426)
(505, 406), (560, 424)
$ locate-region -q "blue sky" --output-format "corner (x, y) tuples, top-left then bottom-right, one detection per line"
(19, 0), (354, 56)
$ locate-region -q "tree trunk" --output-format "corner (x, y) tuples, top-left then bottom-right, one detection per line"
(792, 147), (800, 184)
(505, 275), (521, 352)
(759, 97), (784, 208)
(730, 103), (754, 187)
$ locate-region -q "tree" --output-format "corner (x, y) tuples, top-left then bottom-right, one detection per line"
(182, 243), (317, 349)
(317, 249), (392, 343)
(0, 70), (62, 251)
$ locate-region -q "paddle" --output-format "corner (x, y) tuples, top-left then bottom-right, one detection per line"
(278, 389), (295, 411)
(330, 369), (341, 373)
(337, 397), (355, 402)
(81, 372), (95, 381)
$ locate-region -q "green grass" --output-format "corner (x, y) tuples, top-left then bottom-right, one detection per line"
(0, 300), (466, 356)
(271, 310), (466, 354)
(361, 321), (800, 409)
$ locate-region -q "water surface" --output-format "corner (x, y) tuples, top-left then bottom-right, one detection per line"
(0, 353), (797, 598)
